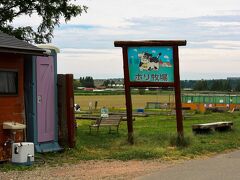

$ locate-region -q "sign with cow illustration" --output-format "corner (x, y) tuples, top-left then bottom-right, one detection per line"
(114, 40), (187, 144)
(128, 47), (174, 82)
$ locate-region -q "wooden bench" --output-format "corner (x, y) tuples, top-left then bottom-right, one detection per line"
(192, 121), (233, 133)
(89, 116), (122, 134)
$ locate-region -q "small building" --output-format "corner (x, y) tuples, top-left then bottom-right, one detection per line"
(24, 44), (61, 152)
(0, 32), (46, 161)
(0, 31), (76, 161)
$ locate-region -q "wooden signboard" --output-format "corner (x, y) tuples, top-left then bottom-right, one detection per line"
(114, 40), (187, 144)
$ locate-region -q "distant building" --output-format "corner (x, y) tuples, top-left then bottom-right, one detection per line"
(183, 88), (193, 91)
(94, 78), (124, 87)
(84, 88), (94, 91)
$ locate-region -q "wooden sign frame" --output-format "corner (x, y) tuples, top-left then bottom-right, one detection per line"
(114, 40), (187, 144)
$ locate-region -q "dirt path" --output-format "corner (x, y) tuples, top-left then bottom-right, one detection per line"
(137, 150), (240, 180)
(0, 160), (172, 180)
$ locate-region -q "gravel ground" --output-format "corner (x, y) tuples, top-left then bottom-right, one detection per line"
(0, 160), (171, 180)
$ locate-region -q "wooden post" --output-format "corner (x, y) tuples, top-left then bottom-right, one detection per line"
(122, 47), (134, 144)
(65, 74), (76, 148)
(57, 74), (68, 146)
(173, 46), (184, 137)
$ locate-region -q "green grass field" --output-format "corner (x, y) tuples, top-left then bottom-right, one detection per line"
(2, 110), (240, 171)
(71, 111), (240, 161)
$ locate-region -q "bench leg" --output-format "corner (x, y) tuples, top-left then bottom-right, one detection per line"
(89, 126), (100, 134)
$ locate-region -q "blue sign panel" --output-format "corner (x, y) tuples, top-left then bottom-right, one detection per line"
(128, 47), (174, 82)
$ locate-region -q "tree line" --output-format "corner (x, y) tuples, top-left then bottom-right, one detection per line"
(79, 76), (95, 88)
(181, 79), (240, 92)
(74, 77), (117, 89)
(74, 77), (240, 92)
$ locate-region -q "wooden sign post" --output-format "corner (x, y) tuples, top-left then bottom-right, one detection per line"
(114, 40), (187, 144)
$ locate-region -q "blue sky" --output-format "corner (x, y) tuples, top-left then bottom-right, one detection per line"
(15, 0), (240, 80)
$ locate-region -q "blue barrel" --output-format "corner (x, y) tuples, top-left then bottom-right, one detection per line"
(137, 108), (144, 113)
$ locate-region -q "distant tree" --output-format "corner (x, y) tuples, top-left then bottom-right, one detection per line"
(138, 88), (145, 95)
(0, 0), (87, 43)
(210, 80), (222, 91)
(102, 80), (110, 87)
(181, 80), (196, 89)
(193, 80), (208, 91)
(79, 76), (95, 88)
(223, 80), (232, 91)
(85, 76), (95, 88)
(73, 79), (81, 90)
(102, 80), (115, 87)
(235, 81), (240, 92)
(181, 79), (237, 91)
(231, 79), (240, 91)
(110, 80), (116, 86)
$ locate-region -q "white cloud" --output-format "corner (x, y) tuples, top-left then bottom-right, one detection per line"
(72, 0), (240, 26)
(56, 46), (240, 80)
(190, 40), (240, 49)
(198, 21), (240, 27)
(57, 48), (123, 78)
(180, 47), (240, 79)
(9, 0), (240, 79)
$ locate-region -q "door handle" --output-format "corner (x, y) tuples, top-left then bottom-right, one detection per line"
(37, 95), (42, 103)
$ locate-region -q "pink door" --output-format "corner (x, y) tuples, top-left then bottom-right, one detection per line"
(36, 56), (55, 142)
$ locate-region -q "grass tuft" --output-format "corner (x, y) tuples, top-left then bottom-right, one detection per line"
(169, 135), (192, 147)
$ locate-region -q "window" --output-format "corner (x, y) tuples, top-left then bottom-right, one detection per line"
(0, 70), (18, 95)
